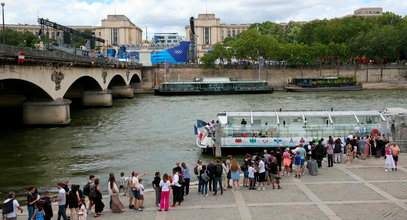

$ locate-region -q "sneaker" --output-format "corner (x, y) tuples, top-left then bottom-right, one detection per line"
(272, 186), (275, 189)
(140, 206), (145, 209)
(158, 209), (162, 211)
(262, 187), (265, 191)
(257, 187), (261, 191)
(278, 186), (281, 189)
(385, 169), (388, 172)
(138, 208), (143, 211)
(205, 194), (208, 197)
(170, 205), (176, 207)
(295, 175), (298, 178)
(395, 168), (398, 171)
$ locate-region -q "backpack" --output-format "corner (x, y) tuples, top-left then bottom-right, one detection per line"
(89, 186), (97, 198)
(83, 182), (91, 196)
(241, 162), (247, 171)
(194, 165), (199, 175)
(201, 172), (210, 182)
(2, 199), (14, 215)
(178, 174), (184, 185)
(215, 164), (223, 176)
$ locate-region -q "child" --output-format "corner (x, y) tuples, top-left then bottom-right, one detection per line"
(159, 173), (171, 211)
(248, 162), (256, 190)
(119, 172), (126, 196)
(139, 178), (145, 209)
(294, 151), (302, 178)
(32, 204), (45, 220)
(152, 172), (161, 207)
(78, 198), (88, 220)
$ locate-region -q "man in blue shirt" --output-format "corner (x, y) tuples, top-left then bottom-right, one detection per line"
(296, 145), (307, 175)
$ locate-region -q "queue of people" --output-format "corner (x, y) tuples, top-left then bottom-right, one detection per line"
(2, 140), (401, 219)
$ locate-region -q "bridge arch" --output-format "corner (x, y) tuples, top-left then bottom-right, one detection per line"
(63, 76), (104, 99)
(107, 74), (127, 88)
(0, 78), (53, 102)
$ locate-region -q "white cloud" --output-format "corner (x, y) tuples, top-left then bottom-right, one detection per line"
(3, 0), (407, 40)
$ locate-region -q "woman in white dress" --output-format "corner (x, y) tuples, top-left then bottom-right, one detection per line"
(384, 144), (396, 171)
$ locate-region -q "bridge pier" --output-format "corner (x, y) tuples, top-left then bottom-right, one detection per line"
(81, 90), (113, 107)
(111, 86), (134, 99)
(22, 99), (72, 125)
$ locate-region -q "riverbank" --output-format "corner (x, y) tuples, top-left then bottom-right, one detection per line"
(4, 154), (407, 220)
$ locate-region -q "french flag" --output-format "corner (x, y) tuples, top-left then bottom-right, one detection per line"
(194, 125), (203, 141)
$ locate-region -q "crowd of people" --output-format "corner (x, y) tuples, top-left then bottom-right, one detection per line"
(1, 137), (402, 220)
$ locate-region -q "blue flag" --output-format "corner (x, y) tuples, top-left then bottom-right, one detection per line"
(197, 120), (207, 128)
(194, 125), (198, 135)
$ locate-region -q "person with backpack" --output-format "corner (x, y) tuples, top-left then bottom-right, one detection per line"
(212, 159), (223, 196)
(82, 175), (95, 214)
(242, 154), (251, 188)
(2, 191), (23, 220)
(333, 138), (342, 163)
(199, 165), (210, 196)
(171, 167), (182, 206)
(194, 160), (203, 193)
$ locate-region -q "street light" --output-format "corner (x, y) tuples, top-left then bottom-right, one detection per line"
(1, 2), (4, 44)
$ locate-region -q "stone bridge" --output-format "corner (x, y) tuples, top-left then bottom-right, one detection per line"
(0, 45), (145, 126)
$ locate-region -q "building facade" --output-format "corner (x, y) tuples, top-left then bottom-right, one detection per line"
(5, 15), (143, 48)
(153, 33), (181, 45)
(185, 14), (251, 58)
(354, 7), (383, 16)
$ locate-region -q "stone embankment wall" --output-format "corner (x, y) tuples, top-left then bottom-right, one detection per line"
(143, 64), (407, 90)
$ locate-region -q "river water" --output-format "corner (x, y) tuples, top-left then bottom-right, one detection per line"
(1, 90), (407, 195)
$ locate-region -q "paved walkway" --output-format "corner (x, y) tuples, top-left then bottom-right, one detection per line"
(11, 154), (407, 220)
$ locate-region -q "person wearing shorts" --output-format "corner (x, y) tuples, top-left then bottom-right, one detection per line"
(256, 157), (266, 191)
(294, 152), (302, 178)
(268, 157), (281, 189)
(248, 163), (256, 190)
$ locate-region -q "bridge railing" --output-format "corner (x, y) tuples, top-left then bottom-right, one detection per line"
(0, 44), (141, 68)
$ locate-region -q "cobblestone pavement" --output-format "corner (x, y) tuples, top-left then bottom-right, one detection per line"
(10, 154), (407, 220)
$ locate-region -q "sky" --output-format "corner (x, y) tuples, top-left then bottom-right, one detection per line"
(3, 0), (407, 40)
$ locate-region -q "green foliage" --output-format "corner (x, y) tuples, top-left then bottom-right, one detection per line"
(200, 12), (406, 67)
(0, 29), (41, 48)
(71, 28), (93, 48)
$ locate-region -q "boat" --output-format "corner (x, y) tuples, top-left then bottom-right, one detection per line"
(154, 77), (274, 95)
(285, 76), (363, 92)
(195, 108), (407, 152)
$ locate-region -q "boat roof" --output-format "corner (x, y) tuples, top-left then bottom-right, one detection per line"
(202, 77), (231, 83)
(162, 80), (268, 84)
(220, 110), (383, 117)
(216, 109), (401, 124)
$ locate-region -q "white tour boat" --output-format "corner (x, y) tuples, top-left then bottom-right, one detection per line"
(196, 108), (407, 152)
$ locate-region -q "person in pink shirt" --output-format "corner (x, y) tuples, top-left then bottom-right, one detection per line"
(282, 148), (292, 176)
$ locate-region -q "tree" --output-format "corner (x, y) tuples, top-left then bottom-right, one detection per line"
(253, 21), (285, 42)
(0, 29), (41, 48)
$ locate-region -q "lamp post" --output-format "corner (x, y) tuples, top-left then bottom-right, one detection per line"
(1, 2), (4, 44)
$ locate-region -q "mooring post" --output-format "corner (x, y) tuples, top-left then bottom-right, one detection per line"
(215, 123), (222, 158)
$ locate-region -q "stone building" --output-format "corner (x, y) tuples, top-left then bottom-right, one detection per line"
(5, 15), (143, 48)
(185, 14), (251, 58)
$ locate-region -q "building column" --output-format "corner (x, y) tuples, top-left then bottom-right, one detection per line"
(22, 99), (71, 125)
(111, 85), (134, 98)
(81, 90), (113, 107)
